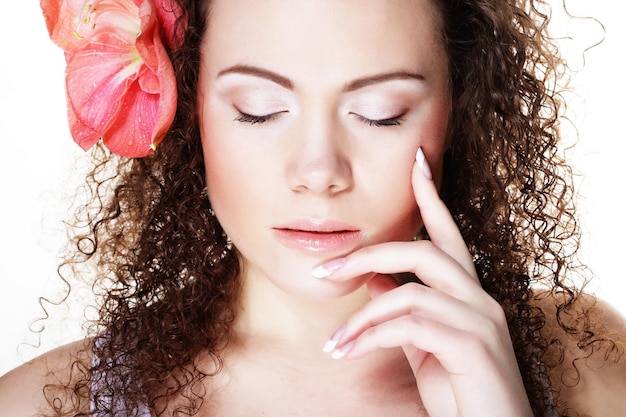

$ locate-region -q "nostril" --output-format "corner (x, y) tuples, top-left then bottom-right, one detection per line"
(287, 154), (353, 195)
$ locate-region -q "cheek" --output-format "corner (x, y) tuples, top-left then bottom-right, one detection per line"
(418, 103), (451, 183)
(360, 150), (419, 236)
(387, 179), (421, 238)
(369, 105), (450, 237)
(202, 137), (253, 212)
(200, 110), (243, 213)
(200, 118), (273, 249)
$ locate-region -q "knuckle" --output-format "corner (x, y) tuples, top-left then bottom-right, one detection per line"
(403, 282), (425, 299)
(404, 315), (424, 342)
(405, 314), (423, 328)
(361, 323), (390, 348)
(415, 239), (438, 255)
(485, 297), (507, 327)
(461, 332), (491, 358)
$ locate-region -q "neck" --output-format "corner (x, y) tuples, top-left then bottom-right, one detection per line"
(233, 267), (370, 359)
(211, 266), (419, 405)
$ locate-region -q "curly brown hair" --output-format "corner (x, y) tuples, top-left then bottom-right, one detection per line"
(39, 0), (621, 416)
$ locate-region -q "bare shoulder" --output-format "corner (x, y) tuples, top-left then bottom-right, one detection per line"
(0, 339), (92, 417)
(533, 291), (626, 416)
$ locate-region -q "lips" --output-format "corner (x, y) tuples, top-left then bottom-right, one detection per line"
(272, 220), (362, 253)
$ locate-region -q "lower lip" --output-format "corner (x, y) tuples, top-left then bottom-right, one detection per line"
(272, 229), (362, 253)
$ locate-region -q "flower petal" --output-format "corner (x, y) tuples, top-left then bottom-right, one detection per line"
(102, 24), (177, 157)
(41, 0), (183, 157)
(102, 82), (161, 156)
(65, 31), (141, 149)
(41, 0), (140, 53)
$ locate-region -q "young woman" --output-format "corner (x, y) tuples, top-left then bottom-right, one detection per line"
(1, 0), (625, 416)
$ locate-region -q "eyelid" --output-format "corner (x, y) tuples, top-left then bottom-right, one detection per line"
(234, 97), (290, 115)
(234, 110), (287, 125)
(351, 113), (405, 127)
(218, 81), (295, 118)
(339, 83), (421, 120)
(340, 97), (408, 125)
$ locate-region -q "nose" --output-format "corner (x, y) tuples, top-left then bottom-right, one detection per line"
(286, 114), (352, 195)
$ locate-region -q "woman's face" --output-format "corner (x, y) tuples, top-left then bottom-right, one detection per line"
(198, 0), (451, 299)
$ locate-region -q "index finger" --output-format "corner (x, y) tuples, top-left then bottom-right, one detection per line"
(414, 148), (478, 280)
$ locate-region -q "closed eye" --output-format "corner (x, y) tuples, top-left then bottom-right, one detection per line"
(234, 111), (286, 125)
(353, 113), (405, 127)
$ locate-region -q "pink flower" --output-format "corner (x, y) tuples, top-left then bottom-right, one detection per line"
(40, 0), (185, 157)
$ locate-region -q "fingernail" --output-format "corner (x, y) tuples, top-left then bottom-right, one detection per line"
(322, 325), (346, 353)
(331, 341), (356, 360)
(311, 257), (347, 279)
(416, 147), (433, 181)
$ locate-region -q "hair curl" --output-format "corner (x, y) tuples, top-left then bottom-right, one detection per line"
(40, 0), (621, 416)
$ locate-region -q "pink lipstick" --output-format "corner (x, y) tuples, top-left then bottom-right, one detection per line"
(272, 220), (362, 253)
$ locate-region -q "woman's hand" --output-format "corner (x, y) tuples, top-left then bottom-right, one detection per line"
(313, 148), (534, 417)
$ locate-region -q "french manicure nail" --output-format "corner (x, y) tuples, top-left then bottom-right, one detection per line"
(311, 257), (347, 279)
(331, 341), (356, 360)
(416, 147), (433, 181)
(322, 325), (346, 353)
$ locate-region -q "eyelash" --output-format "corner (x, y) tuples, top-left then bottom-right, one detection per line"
(234, 111), (405, 127)
(234, 112), (281, 125)
(353, 114), (405, 127)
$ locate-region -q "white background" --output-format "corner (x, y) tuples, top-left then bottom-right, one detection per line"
(0, 1), (624, 376)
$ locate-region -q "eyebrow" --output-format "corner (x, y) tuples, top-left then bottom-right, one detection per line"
(218, 65), (293, 89)
(217, 65), (424, 92)
(344, 72), (425, 92)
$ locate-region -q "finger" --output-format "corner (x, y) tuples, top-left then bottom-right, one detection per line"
(336, 282), (501, 348)
(335, 314), (472, 367)
(415, 356), (458, 417)
(315, 241), (483, 301)
(331, 316), (531, 415)
(414, 148), (477, 280)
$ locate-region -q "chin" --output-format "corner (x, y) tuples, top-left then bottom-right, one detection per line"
(271, 269), (374, 302)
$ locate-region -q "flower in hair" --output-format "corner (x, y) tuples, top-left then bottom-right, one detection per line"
(40, 0), (186, 157)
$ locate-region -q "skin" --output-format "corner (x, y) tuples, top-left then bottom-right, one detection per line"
(1, 0), (626, 416)
(199, 0), (450, 302)
(196, 0), (531, 415)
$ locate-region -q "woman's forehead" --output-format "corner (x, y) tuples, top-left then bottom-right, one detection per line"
(205, 0), (444, 45)
(202, 0), (448, 87)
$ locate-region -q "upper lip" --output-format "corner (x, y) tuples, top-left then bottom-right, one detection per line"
(273, 219), (360, 233)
